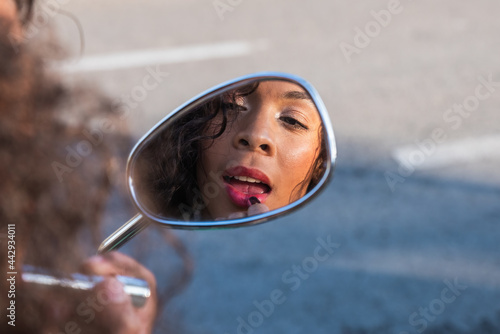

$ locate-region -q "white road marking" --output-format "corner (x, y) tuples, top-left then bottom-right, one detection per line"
(57, 40), (269, 73)
(392, 135), (500, 170)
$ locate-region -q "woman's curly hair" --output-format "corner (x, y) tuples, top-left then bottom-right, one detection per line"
(14, 0), (35, 24)
(0, 5), (192, 333)
(0, 13), (131, 332)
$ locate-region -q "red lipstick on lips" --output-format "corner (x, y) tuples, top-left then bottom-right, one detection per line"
(222, 166), (272, 207)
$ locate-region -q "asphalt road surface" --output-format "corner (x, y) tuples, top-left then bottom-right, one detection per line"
(39, 0), (500, 333)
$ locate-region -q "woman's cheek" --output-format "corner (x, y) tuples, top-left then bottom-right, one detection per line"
(282, 136), (318, 169)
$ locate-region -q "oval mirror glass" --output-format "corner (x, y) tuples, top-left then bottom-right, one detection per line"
(128, 72), (336, 228)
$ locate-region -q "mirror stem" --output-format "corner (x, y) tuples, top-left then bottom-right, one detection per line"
(97, 214), (150, 254)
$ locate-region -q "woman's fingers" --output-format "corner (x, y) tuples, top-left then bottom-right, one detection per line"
(81, 252), (155, 288)
(80, 251), (157, 303)
(226, 211), (246, 219)
(247, 203), (270, 216)
(218, 202), (271, 220)
(78, 252), (158, 333)
(81, 255), (120, 276)
(88, 277), (145, 333)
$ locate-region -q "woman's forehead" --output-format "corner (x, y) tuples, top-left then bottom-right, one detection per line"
(245, 81), (317, 110)
(255, 80), (309, 98)
(251, 81), (320, 120)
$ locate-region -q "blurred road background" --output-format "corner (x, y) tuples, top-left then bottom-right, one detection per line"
(41, 0), (500, 333)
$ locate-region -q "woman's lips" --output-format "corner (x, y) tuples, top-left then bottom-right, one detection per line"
(222, 166), (272, 207)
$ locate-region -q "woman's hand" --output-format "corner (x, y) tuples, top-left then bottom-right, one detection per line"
(224, 202), (270, 220)
(79, 252), (158, 334)
(247, 202), (270, 216)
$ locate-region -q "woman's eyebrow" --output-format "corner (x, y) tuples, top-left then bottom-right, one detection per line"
(280, 90), (313, 102)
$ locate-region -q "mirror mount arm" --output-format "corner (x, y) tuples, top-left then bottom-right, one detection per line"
(97, 214), (150, 254)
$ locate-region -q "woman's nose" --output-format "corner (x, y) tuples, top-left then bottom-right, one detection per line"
(233, 110), (276, 156)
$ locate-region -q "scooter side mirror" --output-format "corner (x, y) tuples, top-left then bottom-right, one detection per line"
(98, 72), (337, 253)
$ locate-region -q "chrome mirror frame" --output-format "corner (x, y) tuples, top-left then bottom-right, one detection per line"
(98, 72), (336, 253)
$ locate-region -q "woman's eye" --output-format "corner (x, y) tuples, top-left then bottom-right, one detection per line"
(280, 116), (308, 130)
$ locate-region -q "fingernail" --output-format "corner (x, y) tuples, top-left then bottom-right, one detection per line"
(249, 197), (260, 205)
(87, 255), (105, 263)
(100, 278), (127, 304)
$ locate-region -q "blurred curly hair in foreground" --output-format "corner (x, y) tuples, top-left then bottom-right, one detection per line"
(0, 3), (192, 333)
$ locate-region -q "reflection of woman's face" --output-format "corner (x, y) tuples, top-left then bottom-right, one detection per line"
(197, 80), (322, 219)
